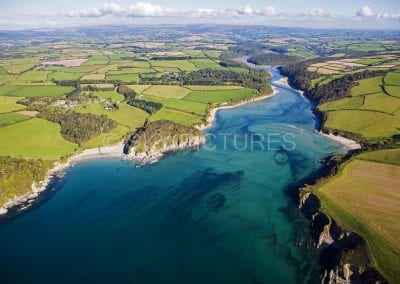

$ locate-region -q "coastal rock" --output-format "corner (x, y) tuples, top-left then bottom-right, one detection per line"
(299, 190), (387, 284)
(130, 135), (205, 164)
(125, 120), (206, 164)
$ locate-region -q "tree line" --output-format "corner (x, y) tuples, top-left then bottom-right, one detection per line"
(248, 53), (300, 66)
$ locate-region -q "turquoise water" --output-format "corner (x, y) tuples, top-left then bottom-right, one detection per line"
(0, 68), (345, 284)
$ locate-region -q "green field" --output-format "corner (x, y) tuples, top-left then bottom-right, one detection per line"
(346, 42), (386, 52)
(76, 103), (148, 130)
(93, 91), (124, 102)
(82, 56), (109, 66)
(143, 85), (191, 99)
(48, 71), (82, 81)
(358, 148), (400, 165)
(184, 88), (255, 104)
(319, 96), (363, 111)
(384, 72), (400, 86)
(229, 67), (250, 74)
(0, 118), (77, 159)
(190, 59), (223, 69)
(142, 95), (208, 116)
(316, 159), (400, 283)
(149, 60), (197, 72)
(126, 85), (152, 93)
(0, 60), (38, 74)
(351, 76), (383, 96)
(152, 66), (179, 73)
(186, 85), (243, 91)
(0, 85), (75, 97)
(355, 58), (382, 65)
(11, 70), (52, 82)
(106, 73), (139, 83)
(324, 110), (400, 139)
(118, 61), (150, 68)
(203, 50), (222, 58)
(149, 108), (203, 126)
(0, 96), (26, 113)
(107, 68), (155, 75)
(80, 73), (105, 80)
(0, 112), (30, 127)
(359, 93), (400, 113)
(384, 85), (400, 98)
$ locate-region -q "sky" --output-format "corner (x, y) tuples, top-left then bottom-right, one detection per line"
(0, 0), (399, 30)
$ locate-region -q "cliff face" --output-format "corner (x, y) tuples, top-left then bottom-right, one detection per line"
(296, 158), (387, 284)
(299, 189), (387, 283)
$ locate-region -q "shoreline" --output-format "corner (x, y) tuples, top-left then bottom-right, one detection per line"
(0, 143), (126, 216)
(319, 132), (361, 152)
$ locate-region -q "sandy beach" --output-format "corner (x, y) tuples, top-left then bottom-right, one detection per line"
(320, 132), (361, 152)
(275, 77), (290, 87)
(70, 143), (125, 163)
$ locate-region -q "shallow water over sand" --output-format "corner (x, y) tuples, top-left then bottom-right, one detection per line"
(0, 68), (346, 284)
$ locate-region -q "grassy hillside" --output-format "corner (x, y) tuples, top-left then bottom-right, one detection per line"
(0, 118), (77, 159)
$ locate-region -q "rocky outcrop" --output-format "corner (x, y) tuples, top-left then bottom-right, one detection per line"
(129, 135), (205, 164)
(125, 120), (205, 164)
(298, 177), (387, 283)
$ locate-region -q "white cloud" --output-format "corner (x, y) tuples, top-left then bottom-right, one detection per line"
(67, 2), (178, 18)
(67, 2), (123, 17)
(61, 2), (399, 28)
(255, 6), (277, 17)
(102, 2), (123, 15)
(355, 5), (400, 21)
(45, 19), (57, 25)
(303, 8), (328, 17)
(127, 2), (175, 17)
(356, 5), (376, 18)
(238, 5), (252, 15)
(378, 12), (400, 20)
